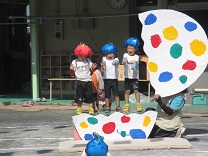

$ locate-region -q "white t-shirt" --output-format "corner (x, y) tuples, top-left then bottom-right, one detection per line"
(71, 58), (92, 81)
(123, 53), (139, 79)
(102, 57), (119, 79)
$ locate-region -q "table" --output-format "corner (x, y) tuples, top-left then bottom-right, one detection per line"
(48, 78), (151, 102)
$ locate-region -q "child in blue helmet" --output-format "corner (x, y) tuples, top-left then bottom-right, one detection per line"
(101, 43), (121, 113)
(122, 37), (142, 112)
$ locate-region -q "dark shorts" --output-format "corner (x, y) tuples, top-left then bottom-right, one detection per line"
(104, 79), (119, 98)
(75, 80), (93, 104)
(125, 78), (139, 91)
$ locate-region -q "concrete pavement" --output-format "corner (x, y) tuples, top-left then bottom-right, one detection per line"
(0, 106), (208, 156)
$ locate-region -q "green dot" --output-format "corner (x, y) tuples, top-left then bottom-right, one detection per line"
(121, 131), (126, 137)
(170, 43), (183, 59)
(87, 117), (98, 125)
(179, 75), (187, 84)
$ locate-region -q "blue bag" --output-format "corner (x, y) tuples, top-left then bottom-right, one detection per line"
(85, 132), (108, 156)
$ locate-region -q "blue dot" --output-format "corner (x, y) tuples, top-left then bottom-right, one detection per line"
(129, 129), (146, 139)
(159, 72), (173, 82)
(184, 21), (197, 32)
(84, 134), (93, 140)
(144, 13), (157, 25)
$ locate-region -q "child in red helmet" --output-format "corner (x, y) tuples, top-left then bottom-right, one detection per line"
(70, 43), (96, 115)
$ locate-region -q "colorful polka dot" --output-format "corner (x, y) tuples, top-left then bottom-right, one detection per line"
(158, 71), (173, 82)
(179, 75), (187, 84)
(163, 26), (178, 40)
(148, 62), (158, 72)
(190, 39), (206, 56)
(129, 129), (146, 139)
(80, 122), (88, 129)
(120, 131), (127, 137)
(84, 133), (93, 140)
(151, 34), (162, 48)
(144, 13), (157, 25)
(102, 122), (116, 134)
(121, 115), (130, 123)
(143, 116), (151, 127)
(182, 60), (196, 70)
(184, 21), (197, 32)
(170, 43), (183, 59)
(87, 117), (98, 125)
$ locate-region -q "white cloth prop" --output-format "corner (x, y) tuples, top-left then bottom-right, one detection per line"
(73, 111), (157, 140)
(139, 9), (208, 97)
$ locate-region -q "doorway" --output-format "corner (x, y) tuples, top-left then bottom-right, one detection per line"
(0, 3), (31, 95)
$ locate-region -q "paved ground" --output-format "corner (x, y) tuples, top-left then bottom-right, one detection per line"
(0, 105), (208, 156)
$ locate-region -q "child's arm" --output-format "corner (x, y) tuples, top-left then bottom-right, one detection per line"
(92, 73), (98, 92)
(70, 60), (76, 70)
(122, 53), (128, 65)
(112, 58), (119, 66)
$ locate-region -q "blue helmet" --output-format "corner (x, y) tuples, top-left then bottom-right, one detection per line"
(169, 95), (185, 110)
(124, 37), (140, 48)
(102, 43), (118, 55)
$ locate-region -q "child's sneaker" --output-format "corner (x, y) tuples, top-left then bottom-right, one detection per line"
(175, 126), (186, 138)
(105, 106), (111, 113)
(88, 108), (94, 115)
(136, 103), (142, 112)
(123, 104), (130, 112)
(116, 106), (122, 112)
(76, 108), (82, 115)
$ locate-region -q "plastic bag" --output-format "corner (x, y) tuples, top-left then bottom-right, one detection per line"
(129, 93), (153, 103)
(85, 132), (108, 156)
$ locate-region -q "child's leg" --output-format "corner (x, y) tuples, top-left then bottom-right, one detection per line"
(105, 98), (110, 107)
(115, 96), (122, 112)
(124, 79), (131, 112)
(114, 96), (120, 107)
(104, 98), (111, 113)
(124, 89), (130, 104)
(134, 89), (140, 103)
(75, 81), (84, 114)
(84, 81), (94, 114)
(134, 89), (142, 111)
(132, 81), (142, 112)
(92, 93), (99, 112)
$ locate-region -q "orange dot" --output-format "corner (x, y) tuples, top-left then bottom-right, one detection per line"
(163, 26), (178, 40)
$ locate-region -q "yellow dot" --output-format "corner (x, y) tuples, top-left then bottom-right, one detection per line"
(163, 26), (178, 40)
(190, 39), (206, 56)
(143, 116), (151, 127)
(148, 62), (158, 72)
(80, 122), (88, 129)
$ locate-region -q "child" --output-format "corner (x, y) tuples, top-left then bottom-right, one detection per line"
(92, 59), (104, 112)
(147, 92), (186, 138)
(70, 43), (96, 115)
(92, 58), (114, 112)
(102, 43), (121, 113)
(122, 37), (142, 112)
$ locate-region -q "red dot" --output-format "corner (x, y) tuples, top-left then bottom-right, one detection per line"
(102, 122), (116, 134)
(151, 34), (162, 48)
(182, 60), (196, 70)
(121, 115), (130, 123)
